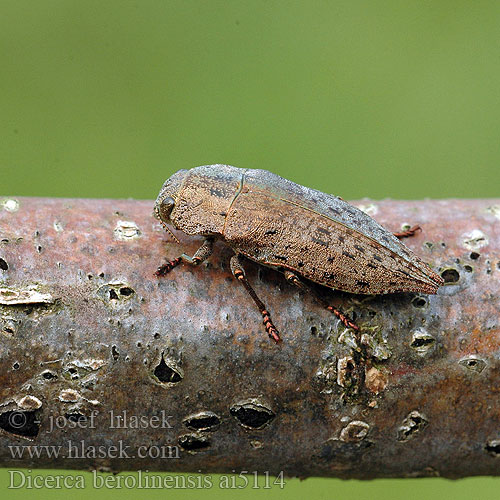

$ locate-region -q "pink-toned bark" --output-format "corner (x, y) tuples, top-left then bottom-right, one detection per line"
(0, 197), (498, 478)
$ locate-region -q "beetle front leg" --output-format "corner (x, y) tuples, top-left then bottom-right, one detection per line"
(230, 254), (281, 343)
(155, 238), (214, 277)
(283, 270), (359, 331)
(393, 225), (421, 239)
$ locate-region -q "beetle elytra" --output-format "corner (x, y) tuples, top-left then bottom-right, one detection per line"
(154, 165), (444, 342)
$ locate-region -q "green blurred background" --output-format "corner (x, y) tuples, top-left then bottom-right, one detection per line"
(1, 0), (499, 498)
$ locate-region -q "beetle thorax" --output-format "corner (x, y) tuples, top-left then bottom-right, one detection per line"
(170, 169), (241, 236)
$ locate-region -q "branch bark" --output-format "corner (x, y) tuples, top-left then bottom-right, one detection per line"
(0, 196), (498, 478)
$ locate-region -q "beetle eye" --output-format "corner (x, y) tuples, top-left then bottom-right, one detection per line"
(158, 196), (175, 219)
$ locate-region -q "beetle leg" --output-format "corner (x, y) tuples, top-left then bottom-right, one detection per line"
(155, 238), (214, 277)
(283, 270), (359, 331)
(393, 225), (421, 239)
(230, 254), (281, 343)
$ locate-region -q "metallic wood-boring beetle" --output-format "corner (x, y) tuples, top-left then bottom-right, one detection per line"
(154, 164), (444, 342)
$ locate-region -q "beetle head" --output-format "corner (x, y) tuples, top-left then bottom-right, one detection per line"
(155, 165), (243, 238)
(154, 169), (188, 243)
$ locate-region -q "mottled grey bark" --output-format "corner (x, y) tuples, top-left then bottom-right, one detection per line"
(0, 196), (498, 478)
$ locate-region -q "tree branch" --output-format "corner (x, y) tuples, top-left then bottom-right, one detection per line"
(0, 196), (498, 478)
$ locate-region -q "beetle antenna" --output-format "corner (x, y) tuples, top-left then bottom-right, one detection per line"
(160, 220), (180, 244)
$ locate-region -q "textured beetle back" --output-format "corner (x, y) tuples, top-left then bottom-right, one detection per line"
(170, 165), (243, 236)
(243, 169), (415, 261)
(222, 167), (443, 294)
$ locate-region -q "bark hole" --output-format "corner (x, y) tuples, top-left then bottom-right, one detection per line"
(153, 355), (182, 384)
(65, 412), (87, 423)
(441, 268), (460, 283)
(178, 434), (210, 452)
(230, 402), (275, 429)
(410, 336), (435, 349)
(485, 440), (500, 456)
(0, 410), (40, 439)
(41, 370), (57, 380)
(183, 412), (220, 432)
(397, 411), (428, 442)
(412, 297), (427, 308)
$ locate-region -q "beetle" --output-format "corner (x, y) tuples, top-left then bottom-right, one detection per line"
(154, 164), (444, 343)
